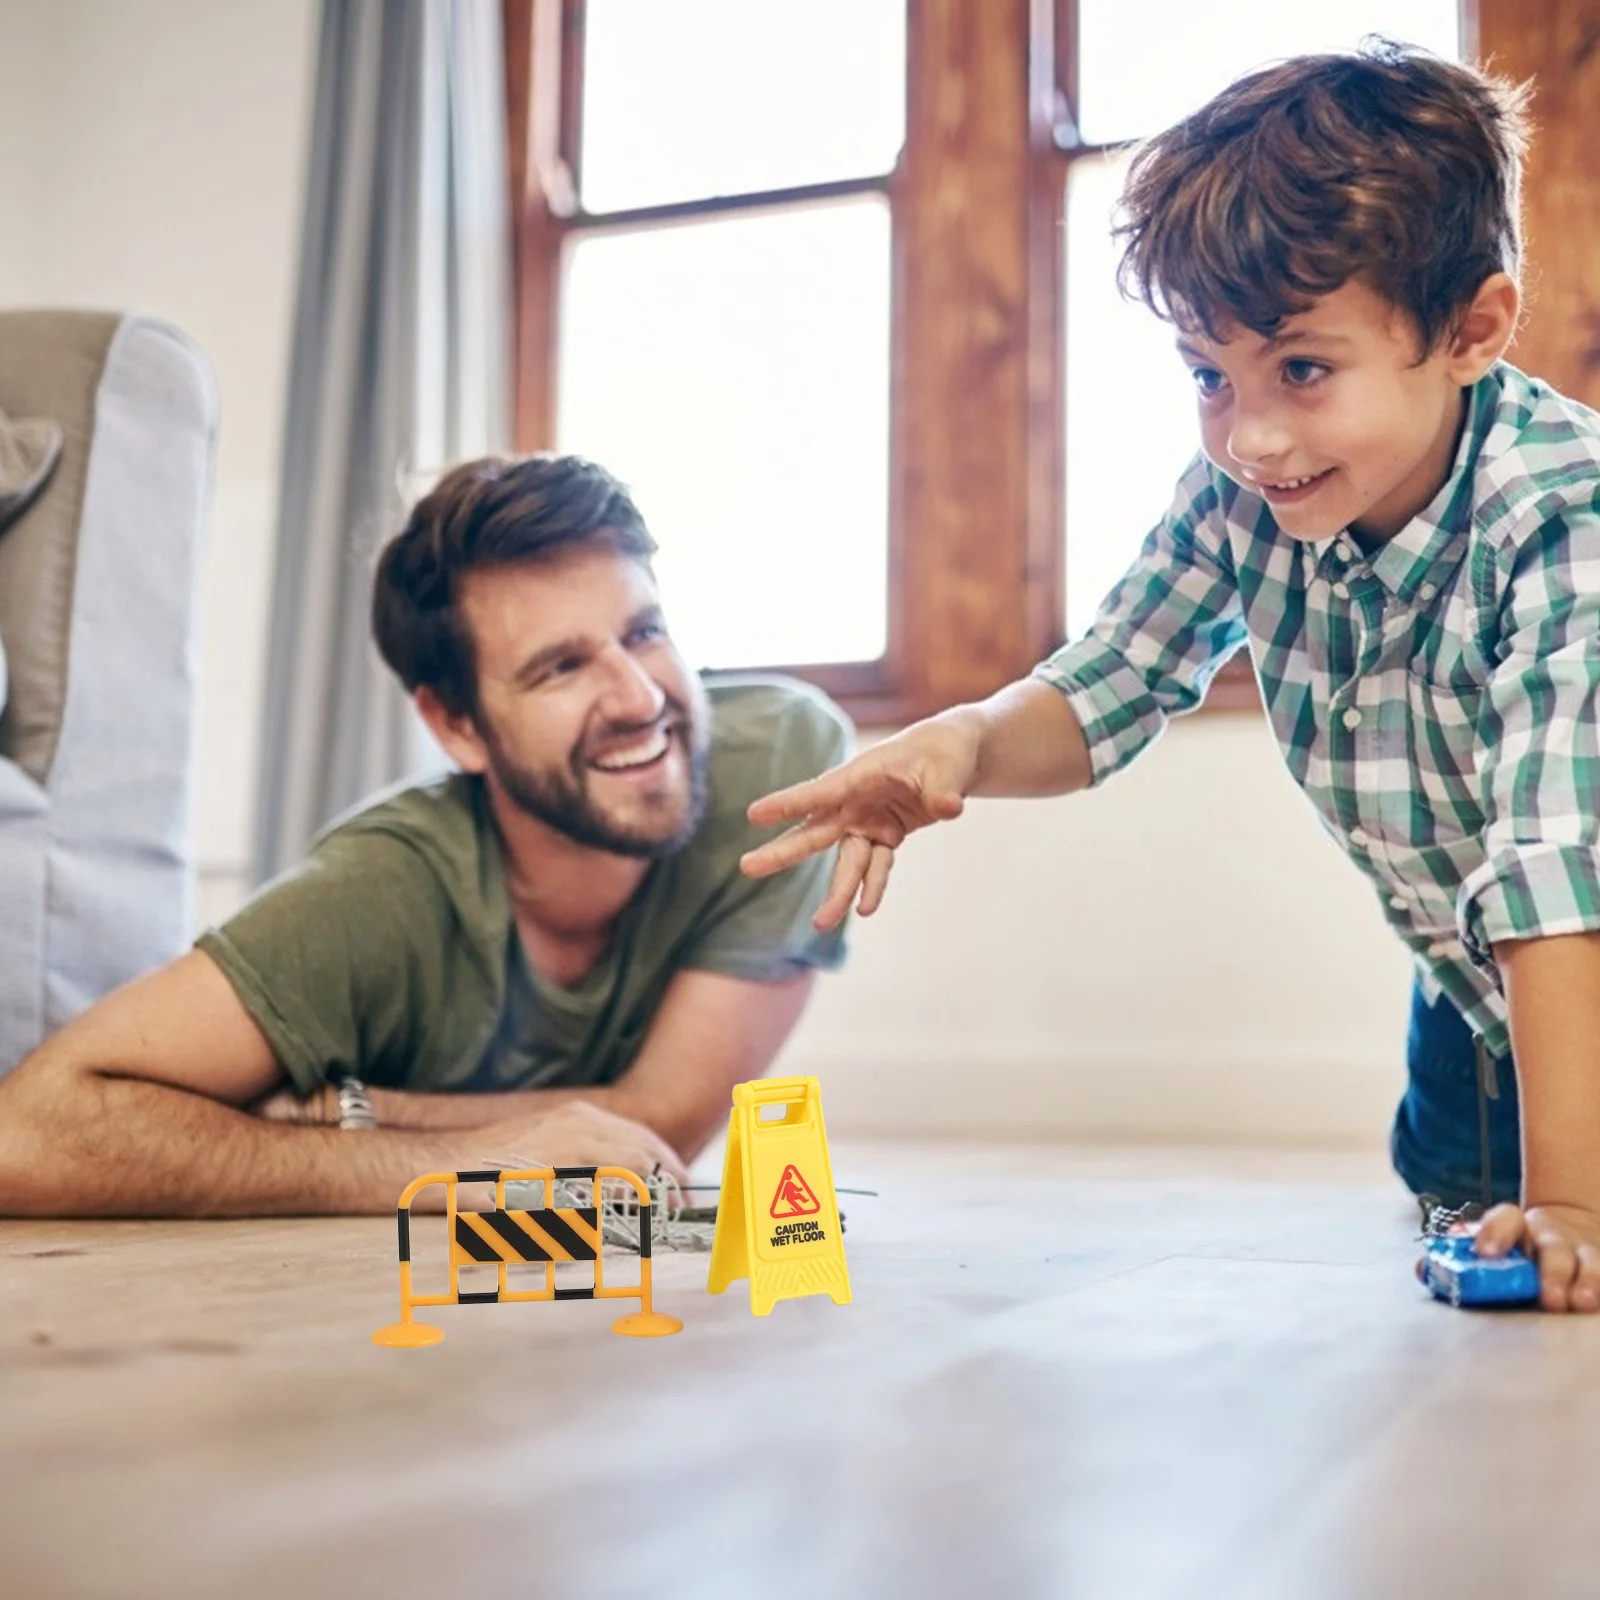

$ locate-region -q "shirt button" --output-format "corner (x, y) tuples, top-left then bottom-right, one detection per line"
(1336, 540), (1355, 561)
(1427, 939), (1454, 957)
(1419, 582), (1437, 601)
(1349, 827), (1369, 849)
(1389, 895), (1408, 910)
(1342, 707), (1363, 730)
(1332, 581), (1350, 600)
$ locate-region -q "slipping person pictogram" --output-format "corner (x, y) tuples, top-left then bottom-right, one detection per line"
(770, 1163), (820, 1218)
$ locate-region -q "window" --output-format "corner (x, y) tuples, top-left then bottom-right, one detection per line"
(508, 0), (1061, 724)
(560, 201), (894, 670)
(560, 0), (902, 672)
(506, 0), (912, 716)
(505, 2), (1466, 725)
(577, 1), (905, 211)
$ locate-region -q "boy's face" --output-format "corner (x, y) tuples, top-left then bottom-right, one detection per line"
(1178, 278), (1483, 543)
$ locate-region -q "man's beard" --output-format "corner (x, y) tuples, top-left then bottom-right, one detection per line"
(481, 700), (710, 860)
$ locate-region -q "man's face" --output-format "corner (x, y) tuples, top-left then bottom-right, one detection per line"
(1178, 278), (1469, 543)
(454, 549), (709, 858)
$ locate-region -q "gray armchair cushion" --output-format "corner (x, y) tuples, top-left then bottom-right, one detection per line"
(0, 311), (214, 1076)
(0, 313), (122, 785)
(0, 408), (63, 534)
(0, 408), (60, 722)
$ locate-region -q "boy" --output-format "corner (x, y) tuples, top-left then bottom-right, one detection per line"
(740, 42), (1600, 1312)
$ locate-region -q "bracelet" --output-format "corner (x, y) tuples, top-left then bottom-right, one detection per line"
(327, 1069), (377, 1131)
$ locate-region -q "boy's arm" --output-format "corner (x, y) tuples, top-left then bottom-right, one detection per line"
(1475, 934), (1600, 1313)
(0, 951), (685, 1217)
(742, 454), (1244, 925)
(954, 676), (1099, 798)
(1460, 499), (1600, 1310)
(737, 681), (1091, 930)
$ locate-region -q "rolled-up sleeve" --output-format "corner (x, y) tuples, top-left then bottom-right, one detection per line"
(195, 832), (451, 1093)
(1033, 454), (1248, 784)
(1459, 492), (1600, 962)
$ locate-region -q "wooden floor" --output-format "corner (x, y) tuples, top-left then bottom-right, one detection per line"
(3, 1139), (1598, 1600)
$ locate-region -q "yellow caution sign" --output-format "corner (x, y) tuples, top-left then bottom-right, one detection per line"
(707, 1076), (851, 1317)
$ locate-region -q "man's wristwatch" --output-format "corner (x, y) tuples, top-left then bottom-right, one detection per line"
(326, 1068), (377, 1130)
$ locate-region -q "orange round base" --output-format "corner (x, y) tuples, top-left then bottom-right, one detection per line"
(610, 1309), (683, 1338)
(372, 1320), (445, 1348)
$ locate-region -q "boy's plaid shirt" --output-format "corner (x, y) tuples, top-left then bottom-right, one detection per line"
(1036, 362), (1600, 1057)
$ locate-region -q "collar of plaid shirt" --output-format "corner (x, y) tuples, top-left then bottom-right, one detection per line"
(1038, 361), (1600, 1061)
(1299, 377), (1490, 609)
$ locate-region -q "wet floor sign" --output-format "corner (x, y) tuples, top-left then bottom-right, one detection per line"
(707, 1076), (852, 1317)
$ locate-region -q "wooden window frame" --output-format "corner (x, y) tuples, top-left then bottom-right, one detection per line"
(504, 0), (1070, 727)
(503, 0), (1533, 730)
(1474, 0), (1600, 416)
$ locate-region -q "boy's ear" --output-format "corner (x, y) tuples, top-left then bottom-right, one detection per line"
(1445, 272), (1520, 382)
(414, 686), (490, 775)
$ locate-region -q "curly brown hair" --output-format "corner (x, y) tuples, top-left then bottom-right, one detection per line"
(1114, 38), (1531, 353)
(372, 453), (656, 720)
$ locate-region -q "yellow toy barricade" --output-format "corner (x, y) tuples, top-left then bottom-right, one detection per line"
(373, 1164), (682, 1346)
(708, 1076), (852, 1317)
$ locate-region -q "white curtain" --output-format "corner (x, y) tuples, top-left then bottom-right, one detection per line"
(253, 0), (512, 883)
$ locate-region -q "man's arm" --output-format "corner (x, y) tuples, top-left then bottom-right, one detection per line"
(567, 968), (816, 1159)
(1475, 933), (1600, 1313)
(318, 969), (816, 1163)
(0, 950), (686, 1217)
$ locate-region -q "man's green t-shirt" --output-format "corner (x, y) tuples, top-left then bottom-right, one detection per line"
(198, 678), (850, 1095)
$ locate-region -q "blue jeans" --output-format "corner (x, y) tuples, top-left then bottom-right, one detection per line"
(1390, 981), (1522, 1207)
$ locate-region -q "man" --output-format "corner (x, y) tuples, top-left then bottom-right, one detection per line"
(0, 454), (849, 1215)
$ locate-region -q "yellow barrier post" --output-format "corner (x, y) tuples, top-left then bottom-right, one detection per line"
(372, 1165), (682, 1346)
(707, 1076), (852, 1317)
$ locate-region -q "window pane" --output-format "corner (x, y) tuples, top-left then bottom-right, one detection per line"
(558, 199), (891, 669)
(1077, 2), (1461, 146)
(581, 0), (906, 214)
(1063, 152), (1198, 641)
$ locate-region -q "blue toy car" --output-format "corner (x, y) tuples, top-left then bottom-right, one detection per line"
(1419, 1232), (1539, 1308)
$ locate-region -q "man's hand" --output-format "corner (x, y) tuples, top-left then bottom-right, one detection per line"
(1474, 1201), (1600, 1312)
(260, 1090), (693, 1186)
(481, 1100), (690, 1190)
(740, 714), (981, 930)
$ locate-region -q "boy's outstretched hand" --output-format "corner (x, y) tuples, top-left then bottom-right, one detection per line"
(739, 716), (982, 931)
(1474, 1201), (1600, 1312)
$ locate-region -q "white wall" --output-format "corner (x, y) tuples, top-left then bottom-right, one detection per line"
(0, 8), (48, 301)
(0, 0), (1414, 1148)
(780, 714), (1413, 1146)
(0, 0), (318, 920)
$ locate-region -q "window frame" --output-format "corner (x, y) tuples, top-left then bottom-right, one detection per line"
(503, 1), (1487, 728)
(505, 0), (1073, 725)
